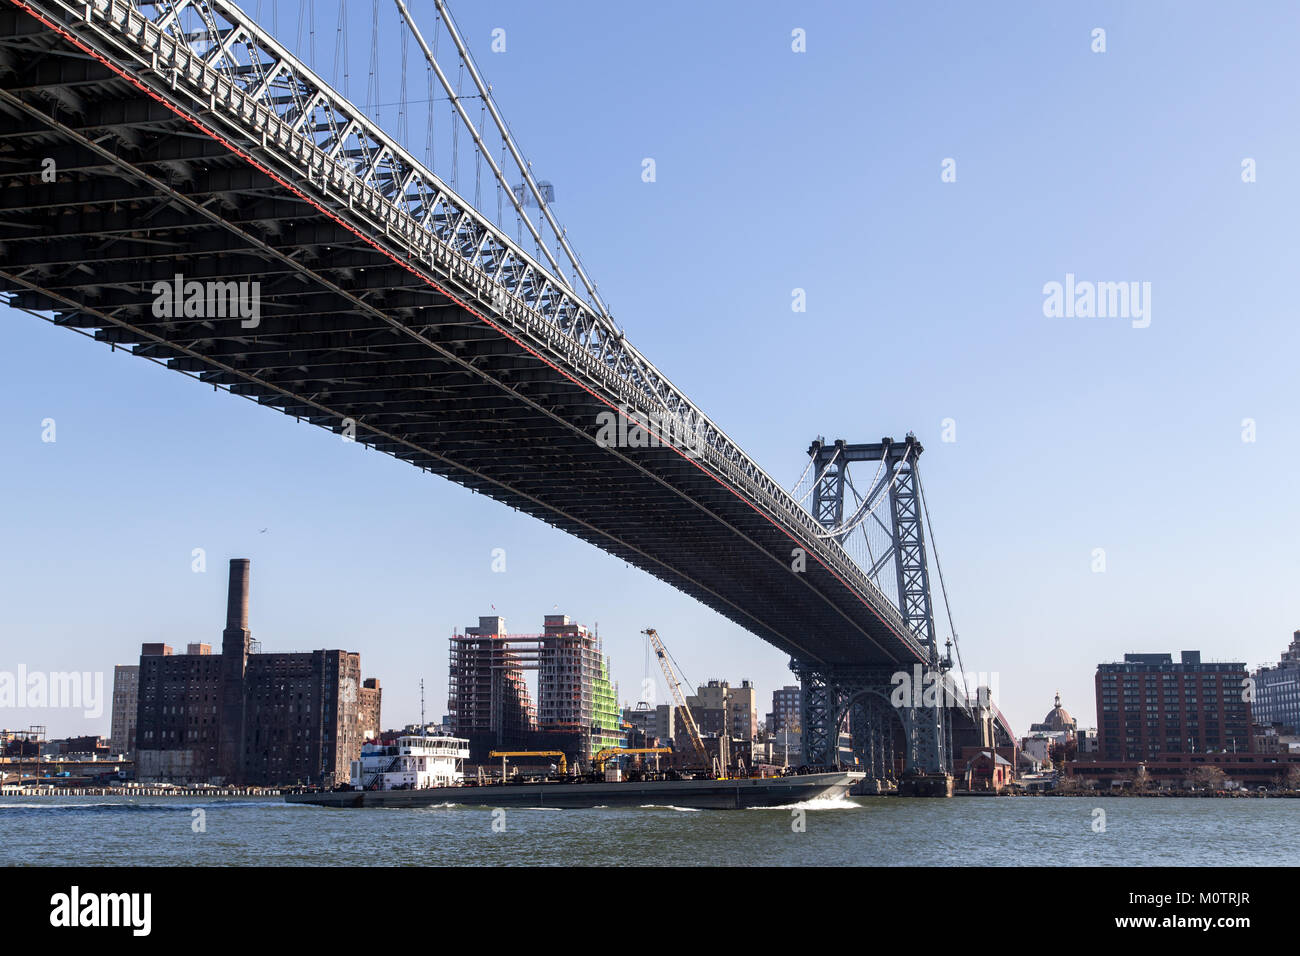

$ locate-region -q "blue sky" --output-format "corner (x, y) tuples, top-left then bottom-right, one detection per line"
(4, 0), (1300, 739)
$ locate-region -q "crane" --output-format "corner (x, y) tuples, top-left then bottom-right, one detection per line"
(641, 628), (708, 767)
(488, 750), (567, 778)
(592, 746), (672, 773)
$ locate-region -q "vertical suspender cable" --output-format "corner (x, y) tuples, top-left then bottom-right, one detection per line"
(425, 62), (434, 170)
(334, 0), (349, 97)
(392, 0), (571, 286)
(426, 0), (614, 319)
(451, 61), (461, 190)
(475, 98), (484, 209)
(367, 0), (379, 121)
(398, 23), (409, 142)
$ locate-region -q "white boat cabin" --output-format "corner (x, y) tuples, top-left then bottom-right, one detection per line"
(350, 735), (470, 791)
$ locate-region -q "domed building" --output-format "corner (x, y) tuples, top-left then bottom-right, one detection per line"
(1020, 692), (1078, 770)
(1029, 692), (1077, 739)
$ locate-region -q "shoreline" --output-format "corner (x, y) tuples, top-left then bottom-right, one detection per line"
(953, 789), (1300, 799)
(6, 786), (1300, 800)
(0, 786), (284, 798)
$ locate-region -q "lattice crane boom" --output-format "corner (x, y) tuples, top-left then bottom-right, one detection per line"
(641, 628), (708, 766)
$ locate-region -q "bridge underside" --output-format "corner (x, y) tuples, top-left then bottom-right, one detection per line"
(0, 2), (924, 668)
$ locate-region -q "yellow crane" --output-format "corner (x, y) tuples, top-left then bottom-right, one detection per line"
(488, 750), (567, 777)
(592, 746), (672, 773)
(641, 628), (708, 766)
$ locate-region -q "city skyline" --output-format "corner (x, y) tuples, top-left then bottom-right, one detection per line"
(3, 546), (1296, 743)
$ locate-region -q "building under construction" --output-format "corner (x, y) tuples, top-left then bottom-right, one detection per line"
(448, 614), (624, 765)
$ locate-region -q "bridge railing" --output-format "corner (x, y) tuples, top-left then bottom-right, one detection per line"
(42, 0), (926, 661)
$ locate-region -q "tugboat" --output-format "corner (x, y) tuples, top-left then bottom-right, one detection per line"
(285, 735), (863, 810)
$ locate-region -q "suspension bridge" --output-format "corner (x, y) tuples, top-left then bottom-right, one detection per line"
(0, 0), (1012, 789)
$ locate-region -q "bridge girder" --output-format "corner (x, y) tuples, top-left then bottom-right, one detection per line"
(0, 0), (936, 677)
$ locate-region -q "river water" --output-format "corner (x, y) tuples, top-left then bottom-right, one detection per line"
(2, 794), (1296, 866)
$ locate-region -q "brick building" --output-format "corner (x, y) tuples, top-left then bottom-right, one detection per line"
(359, 679), (382, 741)
(57, 735), (110, 757)
(134, 559), (380, 786)
(1067, 753), (1300, 788)
(1095, 651), (1251, 762)
(957, 746), (1015, 792)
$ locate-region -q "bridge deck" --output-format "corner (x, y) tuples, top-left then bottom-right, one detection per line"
(0, 0), (926, 668)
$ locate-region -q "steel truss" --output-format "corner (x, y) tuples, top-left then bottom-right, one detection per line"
(797, 435), (953, 774)
(1, 0), (923, 663)
(809, 435), (938, 657)
(792, 662), (952, 775)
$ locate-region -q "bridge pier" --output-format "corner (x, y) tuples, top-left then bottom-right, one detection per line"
(793, 661), (954, 796)
(896, 774), (955, 798)
(794, 434), (959, 796)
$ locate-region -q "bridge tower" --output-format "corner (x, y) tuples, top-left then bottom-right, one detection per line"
(793, 435), (952, 791)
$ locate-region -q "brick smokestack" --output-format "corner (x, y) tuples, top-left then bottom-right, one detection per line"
(218, 558), (252, 784)
(225, 558), (251, 631)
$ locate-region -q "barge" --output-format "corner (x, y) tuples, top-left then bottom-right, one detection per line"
(284, 734), (863, 810)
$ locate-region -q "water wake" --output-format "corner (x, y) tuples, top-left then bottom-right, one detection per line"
(745, 795), (862, 811)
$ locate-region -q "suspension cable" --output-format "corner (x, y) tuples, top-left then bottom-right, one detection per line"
(789, 450), (818, 495)
(429, 0), (612, 318)
(812, 448), (909, 539)
(917, 467), (970, 706)
(393, 0), (570, 290)
(832, 452), (888, 531)
(793, 444), (841, 506)
(843, 466), (888, 588)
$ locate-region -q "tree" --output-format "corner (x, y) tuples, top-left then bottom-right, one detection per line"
(1049, 738), (1078, 767)
(1133, 765), (1154, 792)
(1284, 766), (1300, 791)
(1190, 765), (1226, 792)
(1055, 774), (1084, 795)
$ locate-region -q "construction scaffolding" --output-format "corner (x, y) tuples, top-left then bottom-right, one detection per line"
(448, 614), (625, 765)
(447, 616), (537, 750)
(538, 615), (623, 758)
